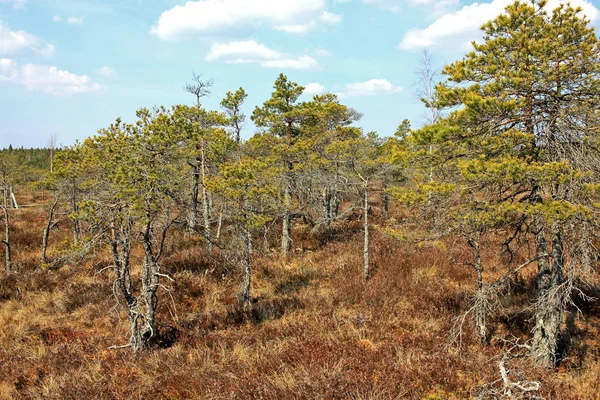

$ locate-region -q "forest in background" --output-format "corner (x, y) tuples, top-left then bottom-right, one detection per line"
(2, 0), (600, 398)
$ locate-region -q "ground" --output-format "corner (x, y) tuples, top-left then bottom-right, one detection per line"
(1, 193), (600, 399)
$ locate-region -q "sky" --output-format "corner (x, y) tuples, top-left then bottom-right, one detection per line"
(0, 0), (599, 149)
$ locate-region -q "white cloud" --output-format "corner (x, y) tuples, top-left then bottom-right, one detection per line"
(67, 16), (85, 25)
(399, 0), (599, 51)
(205, 40), (281, 61)
(320, 11), (343, 24)
(261, 55), (318, 69)
(21, 64), (102, 93)
(0, 58), (17, 81)
(152, 0), (333, 40)
(362, 0), (457, 13)
(52, 16), (62, 22)
(274, 23), (315, 33)
(205, 40), (318, 69)
(338, 79), (402, 97)
(96, 66), (116, 78)
(0, 21), (55, 56)
(0, 0), (26, 9)
(0, 59), (103, 94)
(304, 82), (325, 95)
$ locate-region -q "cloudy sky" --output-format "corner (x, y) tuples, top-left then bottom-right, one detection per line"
(0, 0), (598, 148)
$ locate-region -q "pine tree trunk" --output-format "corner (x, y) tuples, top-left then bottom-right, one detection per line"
(381, 181), (389, 219)
(1, 206), (10, 273)
(551, 226), (564, 287)
(323, 188), (333, 239)
(581, 220), (592, 275)
(240, 226), (252, 306)
(109, 221), (141, 351)
(363, 184), (370, 280)
(141, 224), (159, 346)
(475, 263), (487, 344)
(203, 186), (212, 251)
(216, 212), (223, 241)
(281, 184), (291, 257)
(190, 161), (200, 232)
(263, 225), (270, 253)
(41, 196), (59, 264)
(533, 224), (564, 368)
(535, 215), (550, 290)
(332, 187), (339, 220)
(201, 139), (212, 252)
(71, 188), (80, 245)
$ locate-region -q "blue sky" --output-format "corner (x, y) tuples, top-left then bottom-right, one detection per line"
(0, 0), (598, 148)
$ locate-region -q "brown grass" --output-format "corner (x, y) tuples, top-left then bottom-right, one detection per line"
(0, 204), (599, 399)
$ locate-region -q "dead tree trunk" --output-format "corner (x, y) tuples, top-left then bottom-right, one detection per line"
(71, 187), (80, 245)
(201, 139), (212, 252)
(41, 195), (60, 264)
(363, 183), (370, 280)
(1, 206), (10, 273)
(190, 159), (200, 232)
(216, 212), (223, 241)
(240, 225), (252, 306)
(263, 225), (270, 253)
(467, 237), (488, 345)
(323, 187), (333, 239)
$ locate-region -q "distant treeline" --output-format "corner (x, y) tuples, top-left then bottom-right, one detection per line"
(0, 147), (52, 184)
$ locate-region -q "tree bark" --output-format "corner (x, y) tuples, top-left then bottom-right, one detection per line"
(141, 219), (159, 346)
(381, 180), (389, 219)
(535, 214), (550, 291)
(216, 212), (223, 241)
(281, 183), (291, 257)
(581, 220), (592, 275)
(240, 225), (252, 306)
(71, 187), (80, 245)
(201, 139), (212, 252)
(41, 195), (60, 264)
(190, 160), (200, 232)
(532, 223), (565, 368)
(1, 206), (10, 273)
(363, 183), (370, 280)
(110, 219), (141, 350)
(323, 187), (333, 239)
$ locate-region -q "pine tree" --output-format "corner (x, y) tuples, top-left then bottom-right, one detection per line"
(413, 0), (600, 366)
(252, 74), (306, 257)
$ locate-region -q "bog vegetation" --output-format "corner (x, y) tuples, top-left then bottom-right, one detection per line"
(2, 1), (600, 398)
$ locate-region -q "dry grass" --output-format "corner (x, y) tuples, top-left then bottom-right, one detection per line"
(0, 205), (600, 399)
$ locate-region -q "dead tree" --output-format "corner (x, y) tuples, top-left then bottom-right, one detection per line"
(0, 205), (10, 273)
(362, 179), (370, 280)
(48, 134), (57, 174)
(41, 193), (61, 265)
(472, 339), (543, 400)
(450, 254), (548, 351)
(240, 225), (252, 306)
(184, 71), (215, 250)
